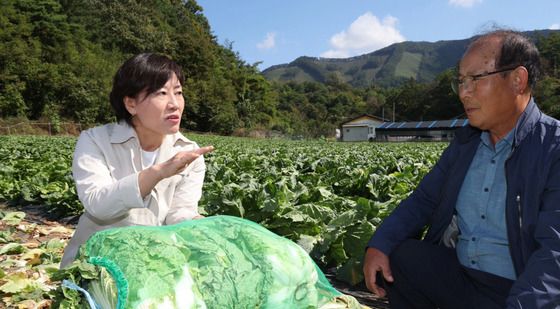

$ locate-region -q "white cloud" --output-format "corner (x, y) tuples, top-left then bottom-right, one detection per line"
(550, 23), (560, 30)
(256, 32), (276, 50)
(448, 0), (483, 8)
(321, 12), (405, 58)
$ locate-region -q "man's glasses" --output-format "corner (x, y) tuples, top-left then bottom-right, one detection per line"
(451, 66), (518, 95)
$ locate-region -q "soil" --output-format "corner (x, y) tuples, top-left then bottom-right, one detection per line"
(324, 272), (390, 308)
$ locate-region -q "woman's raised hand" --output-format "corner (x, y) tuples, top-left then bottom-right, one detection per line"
(157, 146), (214, 179)
(139, 146), (214, 198)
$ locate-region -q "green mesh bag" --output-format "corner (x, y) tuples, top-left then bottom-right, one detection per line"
(78, 215), (367, 309)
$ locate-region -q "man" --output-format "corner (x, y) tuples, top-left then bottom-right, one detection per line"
(363, 30), (560, 308)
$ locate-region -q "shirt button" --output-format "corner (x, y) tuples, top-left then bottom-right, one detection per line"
(481, 215), (486, 219)
(491, 159), (496, 164)
(484, 188), (489, 192)
(471, 260), (476, 265)
(472, 237), (476, 241)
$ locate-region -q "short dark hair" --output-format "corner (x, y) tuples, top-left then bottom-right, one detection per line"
(482, 30), (541, 90)
(109, 53), (185, 126)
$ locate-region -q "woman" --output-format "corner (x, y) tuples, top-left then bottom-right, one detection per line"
(60, 53), (214, 267)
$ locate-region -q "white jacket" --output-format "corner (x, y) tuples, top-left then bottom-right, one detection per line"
(60, 122), (205, 267)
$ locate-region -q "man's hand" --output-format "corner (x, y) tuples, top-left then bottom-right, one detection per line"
(363, 247), (394, 297)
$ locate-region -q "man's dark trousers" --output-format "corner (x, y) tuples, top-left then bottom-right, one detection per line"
(380, 239), (514, 309)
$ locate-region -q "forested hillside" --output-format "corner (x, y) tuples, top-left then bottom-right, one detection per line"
(263, 40), (471, 88)
(262, 30), (559, 88)
(1, 0), (560, 137)
(0, 0), (275, 135)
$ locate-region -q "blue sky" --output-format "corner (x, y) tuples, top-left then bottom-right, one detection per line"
(197, 0), (560, 71)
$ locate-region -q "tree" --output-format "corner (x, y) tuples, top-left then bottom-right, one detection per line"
(535, 76), (560, 119)
(424, 69), (464, 120)
(385, 78), (427, 121)
(538, 33), (560, 78)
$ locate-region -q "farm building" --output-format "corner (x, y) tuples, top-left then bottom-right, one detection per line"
(339, 114), (385, 142)
(339, 116), (470, 142)
(375, 119), (470, 141)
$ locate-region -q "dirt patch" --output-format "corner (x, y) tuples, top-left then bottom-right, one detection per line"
(0, 204), (74, 308)
(325, 272), (390, 309)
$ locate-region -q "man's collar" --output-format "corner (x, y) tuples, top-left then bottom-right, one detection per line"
(480, 128), (515, 149)
(512, 98), (539, 147)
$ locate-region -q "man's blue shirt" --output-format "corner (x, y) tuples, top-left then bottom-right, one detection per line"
(456, 130), (516, 280)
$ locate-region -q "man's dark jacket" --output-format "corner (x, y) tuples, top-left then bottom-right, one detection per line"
(368, 99), (560, 308)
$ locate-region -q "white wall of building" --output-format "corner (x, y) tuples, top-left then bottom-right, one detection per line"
(342, 126), (370, 141)
(341, 115), (383, 142)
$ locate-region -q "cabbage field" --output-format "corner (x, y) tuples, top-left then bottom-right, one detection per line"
(0, 134), (446, 307)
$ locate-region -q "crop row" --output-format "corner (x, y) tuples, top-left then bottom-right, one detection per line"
(0, 135), (446, 283)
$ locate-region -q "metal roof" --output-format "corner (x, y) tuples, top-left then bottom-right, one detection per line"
(377, 119), (469, 130)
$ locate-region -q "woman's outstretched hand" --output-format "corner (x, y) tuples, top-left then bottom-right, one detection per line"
(157, 146), (215, 179)
(139, 146), (214, 198)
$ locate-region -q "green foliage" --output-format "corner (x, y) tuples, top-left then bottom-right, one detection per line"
(538, 32), (560, 77)
(262, 39), (473, 87)
(196, 135), (445, 280)
(0, 0), (282, 135)
(0, 0), (118, 125)
(534, 76), (560, 119)
(0, 136), (81, 216)
(4, 1), (560, 137)
(1, 135), (445, 285)
(534, 33), (560, 119)
(50, 260), (100, 308)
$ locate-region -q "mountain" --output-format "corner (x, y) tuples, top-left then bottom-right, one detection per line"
(262, 29), (560, 88)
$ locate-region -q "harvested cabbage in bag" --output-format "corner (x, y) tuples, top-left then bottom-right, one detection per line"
(74, 215), (367, 309)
